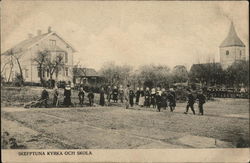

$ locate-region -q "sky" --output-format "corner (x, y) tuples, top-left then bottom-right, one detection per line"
(1, 1), (249, 70)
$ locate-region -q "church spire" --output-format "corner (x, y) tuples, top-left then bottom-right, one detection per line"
(220, 22), (245, 48)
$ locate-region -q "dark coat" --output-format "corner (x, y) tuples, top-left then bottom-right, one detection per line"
(168, 92), (176, 107)
(88, 92), (94, 99)
(187, 93), (195, 105)
(161, 92), (168, 107)
(112, 89), (118, 100)
(156, 94), (162, 105)
(78, 90), (85, 98)
(41, 90), (49, 100)
(135, 90), (140, 102)
(129, 90), (135, 105)
(99, 90), (105, 106)
(197, 94), (206, 105)
(64, 89), (71, 106)
(150, 93), (156, 105)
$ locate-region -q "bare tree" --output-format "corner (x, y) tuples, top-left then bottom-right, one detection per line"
(33, 50), (50, 86)
(46, 54), (64, 80)
(5, 49), (24, 85)
(7, 56), (14, 83)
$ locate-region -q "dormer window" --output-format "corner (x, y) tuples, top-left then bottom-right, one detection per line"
(50, 40), (56, 46)
(226, 50), (229, 56)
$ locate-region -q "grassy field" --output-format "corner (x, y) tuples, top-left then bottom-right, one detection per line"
(1, 86), (102, 107)
(1, 88), (249, 149)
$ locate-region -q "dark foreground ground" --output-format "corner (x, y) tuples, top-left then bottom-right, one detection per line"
(1, 98), (249, 149)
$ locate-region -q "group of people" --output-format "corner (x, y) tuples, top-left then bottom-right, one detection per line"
(37, 84), (206, 115)
(39, 84), (95, 108)
(106, 85), (177, 112)
(105, 85), (206, 115)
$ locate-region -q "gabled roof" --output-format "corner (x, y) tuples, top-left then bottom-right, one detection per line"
(220, 22), (245, 48)
(73, 68), (99, 77)
(2, 31), (76, 56)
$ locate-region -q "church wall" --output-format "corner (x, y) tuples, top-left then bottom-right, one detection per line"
(220, 46), (246, 69)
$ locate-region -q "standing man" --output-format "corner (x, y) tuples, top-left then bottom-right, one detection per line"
(52, 87), (59, 107)
(40, 88), (49, 108)
(106, 86), (112, 103)
(169, 88), (176, 111)
(155, 91), (162, 112)
(124, 84), (130, 109)
(78, 87), (85, 106)
(88, 89), (95, 106)
(135, 87), (140, 105)
(119, 85), (124, 103)
(144, 87), (151, 108)
(196, 90), (206, 115)
(129, 89), (135, 107)
(184, 89), (195, 115)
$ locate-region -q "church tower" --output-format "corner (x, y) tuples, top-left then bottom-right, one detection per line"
(219, 22), (246, 69)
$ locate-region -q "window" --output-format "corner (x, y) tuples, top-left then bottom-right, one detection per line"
(25, 69), (29, 78)
(37, 67), (40, 77)
(56, 69), (58, 78)
(65, 53), (68, 63)
(226, 50), (229, 55)
(47, 69), (50, 77)
(42, 70), (45, 78)
(65, 68), (68, 77)
(50, 40), (56, 46)
(240, 50), (242, 56)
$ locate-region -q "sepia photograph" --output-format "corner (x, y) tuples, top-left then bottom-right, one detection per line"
(1, 0), (249, 162)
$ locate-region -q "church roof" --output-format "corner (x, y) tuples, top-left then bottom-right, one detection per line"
(220, 22), (245, 48)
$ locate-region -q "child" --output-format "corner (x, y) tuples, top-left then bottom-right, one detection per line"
(88, 90), (95, 106)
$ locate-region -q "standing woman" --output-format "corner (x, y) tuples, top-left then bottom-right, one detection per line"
(150, 88), (156, 108)
(161, 88), (168, 110)
(106, 86), (112, 103)
(124, 84), (130, 109)
(53, 86), (59, 107)
(63, 84), (72, 107)
(118, 85), (124, 103)
(129, 89), (135, 107)
(99, 87), (105, 106)
(135, 87), (140, 105)
(169, 88), (176, 111)
(144, 87), (151, 107)
(112, 86), (118, 103)
(138, 87), (145, 107)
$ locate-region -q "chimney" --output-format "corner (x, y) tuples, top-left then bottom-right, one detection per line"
(48, 26), (52, 33)
(37, 30), (42, 36)
(28, 33), (33, 39)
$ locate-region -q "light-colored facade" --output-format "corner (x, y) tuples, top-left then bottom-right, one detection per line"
(1, 28), (76, 83)
(219, 22), (246, 69)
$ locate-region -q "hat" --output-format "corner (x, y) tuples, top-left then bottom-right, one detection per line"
(65, 85), (71, 90)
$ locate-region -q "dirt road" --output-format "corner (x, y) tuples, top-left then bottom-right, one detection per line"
(1, 98), (249, 149)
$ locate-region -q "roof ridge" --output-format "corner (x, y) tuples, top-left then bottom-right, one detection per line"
(220, 22), (245, 48)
